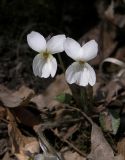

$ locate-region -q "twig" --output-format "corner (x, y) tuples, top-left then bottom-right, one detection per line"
(51, 128), (86, 157)
(64, 139), (86, 157)
(66, 105), (93, 125)
(0, 117), (9, 123)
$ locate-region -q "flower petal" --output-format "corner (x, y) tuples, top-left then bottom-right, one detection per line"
(65, 62), (96, 86)
(65, 62), (89, 86)
(47, 34), (66, 54)
(85, 63), (96, 86)
(42, 56), (57, 78)
(64, 37), (81, 61)
(80, 40), (98, 61)
(65, 62), (79, 84)
(32, 53), (57, 78)
(27, 31), (46, 52)
(41, 62), (51, 78)
(50, 57), (57, 77)
(32, 54), (46, 77)
(79, 66), (89, 86)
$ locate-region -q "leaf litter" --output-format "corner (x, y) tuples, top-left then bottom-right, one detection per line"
(1, 1), (125, 160)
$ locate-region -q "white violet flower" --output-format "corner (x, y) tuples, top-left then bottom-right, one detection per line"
(64, 38), (98, 86)
(27, 31), (66, 78)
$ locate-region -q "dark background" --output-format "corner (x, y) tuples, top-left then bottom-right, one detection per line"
(1, 0), (125, 91)
(0, 0), (100, 91)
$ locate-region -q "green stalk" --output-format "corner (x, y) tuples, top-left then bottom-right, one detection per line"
(70, 85), (93, 113)
(57, 54), (65, 73)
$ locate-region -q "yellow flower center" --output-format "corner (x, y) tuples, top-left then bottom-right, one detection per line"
(40, 51), (53, 61)
(79, 60), (84, 64)
(43, 52), (50, 59)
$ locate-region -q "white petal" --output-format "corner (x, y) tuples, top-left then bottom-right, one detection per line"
(42, 56), (57, 78)
(41, 62), (51, 78)
(33, 53), (57, 78)
(65, 62), (96, 86)
(79, 67), (89, 86)
(65, 62), (89, 86)
(65, 62), (79, 84)
(64, 37), (81, 61)
(47, 34), (66, 54)
(32, 54), (46, 77)
(80, 40), (98, 61)
(27, 31), (46, 52)
(85, 63), (96, 86)
(50, 57), (57, 77)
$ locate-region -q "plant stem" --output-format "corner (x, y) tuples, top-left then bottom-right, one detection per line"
(57, 54), (65, 73)
(69, 84), (93, 113)
(80, 87), (88, 113)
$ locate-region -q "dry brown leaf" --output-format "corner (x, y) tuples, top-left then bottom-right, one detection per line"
(115, 47), (125, 62)
(15, 153), (29, 160)
(104, 1), (125, 29)
(7, 110), (40, 158)
(0, 106), (6, 119)
(64, 151), (86, 160)
(117, 138), (125, 160)
(63, 123), (80, 140)
(0, 139), (8, 157)
(0, 85), (34, 108)
(31, 74), (70, 110)
(104, 80), (121, 104)
(99, 110), (112, 132)
(2, 152), (10, 160)
(12, 107), (41, 127)
(88, 123), (123, 160)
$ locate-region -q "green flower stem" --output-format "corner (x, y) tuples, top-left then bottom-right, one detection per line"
(82, 86), (93, 113)
(57, 54), (65, 73)
(80, 87), (88, 112)
(69, 84), (93, 113)
(57, 53), (93, 113)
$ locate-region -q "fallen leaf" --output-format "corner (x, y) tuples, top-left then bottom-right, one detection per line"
(31, 74), (70, 110)
(0, 106), (6, 119)
(15, 153), (29, 160)
(117, 138), (125, 160)
(104, 80), (121, 104)
(0, 139), (8, 156)
(2, 152), (10, 160)
(0, 85), (34, 108)
(115, 47), (125, 62)
(64, 151), (86, 160)
(104, 1), (125, 29)
(99, 109), (120, 135)
(88, 123), (123, 160)
(12, 107), (41, 127)
(7, 110), (40, 158)
(99, 111), (112, 132)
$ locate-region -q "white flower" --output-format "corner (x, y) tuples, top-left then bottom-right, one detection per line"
(27, 31), (66, 78)
(64, 38), (98, 86)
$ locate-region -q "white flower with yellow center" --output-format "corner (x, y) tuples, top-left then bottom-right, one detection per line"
(27, 31), (66, 78)
(64, 38), (98, 86)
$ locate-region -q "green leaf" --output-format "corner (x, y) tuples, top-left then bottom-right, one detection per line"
(99, 112), (112, 132)
(109, 109), (120, 135)
(110, 113), (120, 135)
(99, 110), (120, 135)
(55, 93), (72, 104)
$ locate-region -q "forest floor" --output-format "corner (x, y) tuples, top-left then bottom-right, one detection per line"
(0, 0), (125, 160)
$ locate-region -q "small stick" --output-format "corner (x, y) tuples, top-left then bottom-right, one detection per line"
(66, 105), (93, 125)
(64, 139), (86, 157)
(51, 128), (86, 157)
